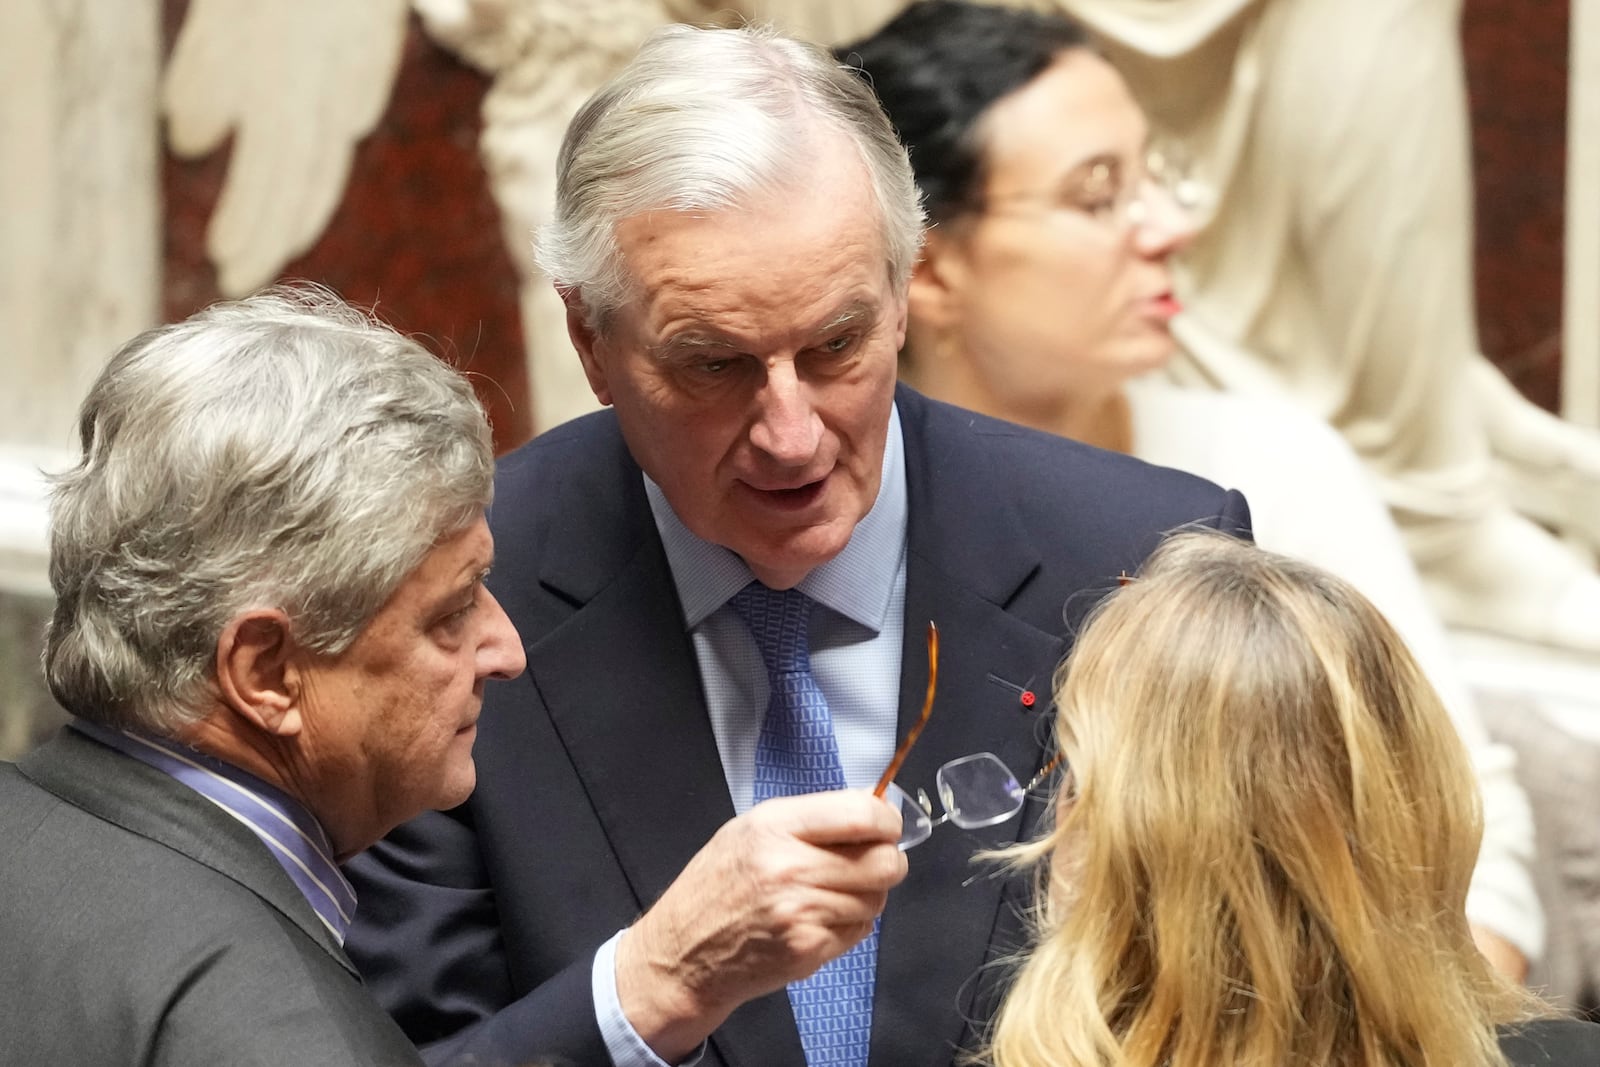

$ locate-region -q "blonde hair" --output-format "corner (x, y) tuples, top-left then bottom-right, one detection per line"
(987, 532), (1535, 1067)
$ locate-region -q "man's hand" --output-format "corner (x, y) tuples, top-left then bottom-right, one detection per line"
(614, 790), (907, 1063)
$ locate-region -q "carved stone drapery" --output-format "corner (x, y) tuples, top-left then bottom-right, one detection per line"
(0, 0), (161, 594)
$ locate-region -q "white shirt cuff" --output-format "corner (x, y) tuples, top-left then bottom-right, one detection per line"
(593, 929), (708, 1067)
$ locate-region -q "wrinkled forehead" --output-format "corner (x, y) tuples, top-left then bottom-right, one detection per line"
(612, 153), (898, 318)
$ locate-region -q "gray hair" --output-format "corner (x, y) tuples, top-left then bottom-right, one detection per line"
(535, 22), (926, 331)
(45, 284), (495, 735)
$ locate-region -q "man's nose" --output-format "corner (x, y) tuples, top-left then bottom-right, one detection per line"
(748, 361), (823, 465)
(479, 588), (526, 681)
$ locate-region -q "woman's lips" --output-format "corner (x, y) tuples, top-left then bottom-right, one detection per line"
(1145, 293), (1183, 320)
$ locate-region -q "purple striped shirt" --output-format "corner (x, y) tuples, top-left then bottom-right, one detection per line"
(71, 720), (357, 944)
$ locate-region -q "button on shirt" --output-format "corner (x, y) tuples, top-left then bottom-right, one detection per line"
(593, 403), (910, 1067)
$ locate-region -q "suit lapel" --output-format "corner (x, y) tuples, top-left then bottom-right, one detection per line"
(528, 539), (738, 911)
(19, 727), (354, 970)
(526, 441), (808, 1066)
(871, 389), (1065, 1065)
(524, 422), (738, 916)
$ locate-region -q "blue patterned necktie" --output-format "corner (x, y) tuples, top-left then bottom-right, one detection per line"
(731, 582), (876, 1067)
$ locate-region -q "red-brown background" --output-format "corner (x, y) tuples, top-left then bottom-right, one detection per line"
(161, 1), (1574, 452)
(161, 1), (528, 450)
(1463, 0), (1569, 415)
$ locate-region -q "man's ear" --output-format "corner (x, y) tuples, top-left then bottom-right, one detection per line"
(560, 286), (614, 407)
(214, 610), (303, 738)
(907, 229), (967, 335)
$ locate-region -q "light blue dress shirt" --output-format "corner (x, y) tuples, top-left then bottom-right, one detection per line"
(593, 404), (910, 1067)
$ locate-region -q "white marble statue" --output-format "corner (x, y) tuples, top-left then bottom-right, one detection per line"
(162, 0), (904, 434)
(0, 0), (164, 754)
(0, 0), (162, 588)
(1046, 0), (1600, 655)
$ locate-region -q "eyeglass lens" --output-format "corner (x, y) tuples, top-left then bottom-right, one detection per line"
(884, 783), (934, 851)
(937, 753), (1024, 829)
(886, 752), (1026, 851)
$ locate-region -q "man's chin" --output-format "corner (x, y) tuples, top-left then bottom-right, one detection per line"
(736, 528), (853, 589)
(431, 763), (478, 813)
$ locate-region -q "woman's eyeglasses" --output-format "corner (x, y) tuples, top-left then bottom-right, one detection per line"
(971, 145), (1203, 236)
(874, 622), (1066, 851)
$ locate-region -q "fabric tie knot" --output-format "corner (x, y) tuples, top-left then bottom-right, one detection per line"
(730, 582), (816, 677)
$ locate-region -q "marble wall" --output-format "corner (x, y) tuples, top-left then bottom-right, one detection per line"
(162, 0), (530, 451)
(0, 0), (160, 758)
(153, 0), (1586, 450)
(0, 594), (61, 762)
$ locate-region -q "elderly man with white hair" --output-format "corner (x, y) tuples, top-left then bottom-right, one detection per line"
(347, 22), (1251, 1067)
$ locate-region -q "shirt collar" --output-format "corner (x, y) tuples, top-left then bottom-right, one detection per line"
(645, 402), (908, 632)
(70, 718), (358, 944)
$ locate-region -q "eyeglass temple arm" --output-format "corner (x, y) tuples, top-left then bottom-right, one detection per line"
(872, 621), (938, 799)
(1022, 751), (1066, 795)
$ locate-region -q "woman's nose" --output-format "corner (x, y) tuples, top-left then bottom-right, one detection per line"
(1129, 177), (1199, 257)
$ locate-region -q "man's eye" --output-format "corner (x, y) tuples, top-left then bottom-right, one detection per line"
(678, 352), (739, 376)
(437, 605), (473, 632)
(822, 335), (856, 354)
(434, 593), (480, 636)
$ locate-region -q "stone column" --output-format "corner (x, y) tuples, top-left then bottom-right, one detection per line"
(1568, 0), (1600, 430)
(0, 0), (161, 755)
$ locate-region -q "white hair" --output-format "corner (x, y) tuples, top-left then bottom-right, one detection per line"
(535, 22), (926, 331)
(45, 284), (495, 734)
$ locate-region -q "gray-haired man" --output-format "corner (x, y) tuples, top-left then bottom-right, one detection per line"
(0, 287), (525, 1066)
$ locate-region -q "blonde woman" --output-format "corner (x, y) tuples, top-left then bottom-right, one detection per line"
(986, 532), (1600, 1067)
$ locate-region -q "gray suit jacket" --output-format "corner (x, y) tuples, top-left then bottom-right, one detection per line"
(0, 726), (423, 1067)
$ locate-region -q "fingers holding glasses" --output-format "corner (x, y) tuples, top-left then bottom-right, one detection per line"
(781, 786), (905, 848)
(614, 790), (907, 1062)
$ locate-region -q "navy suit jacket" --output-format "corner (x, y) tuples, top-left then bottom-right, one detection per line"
(346, 386), (1251, 1067)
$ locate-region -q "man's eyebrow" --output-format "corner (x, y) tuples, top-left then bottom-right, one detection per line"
(811, 300), (879, 337)
(645, 300), (881, 360)
(648, 331), (734, 359)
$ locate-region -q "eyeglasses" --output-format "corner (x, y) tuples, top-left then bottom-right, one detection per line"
(971, 145), (1204, 235)
(873, 622), (1066, 851)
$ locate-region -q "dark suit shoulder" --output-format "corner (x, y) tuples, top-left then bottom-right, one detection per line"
(491, 406), (629, 517)
(895, 386), (1251, 635)
(903, 385), (1240, 517)
(486, 407), (654, 621)
(1499, 1016), (1600, 1066)
(0, 759), (58, 845)
(0, 756), (421, 1066)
